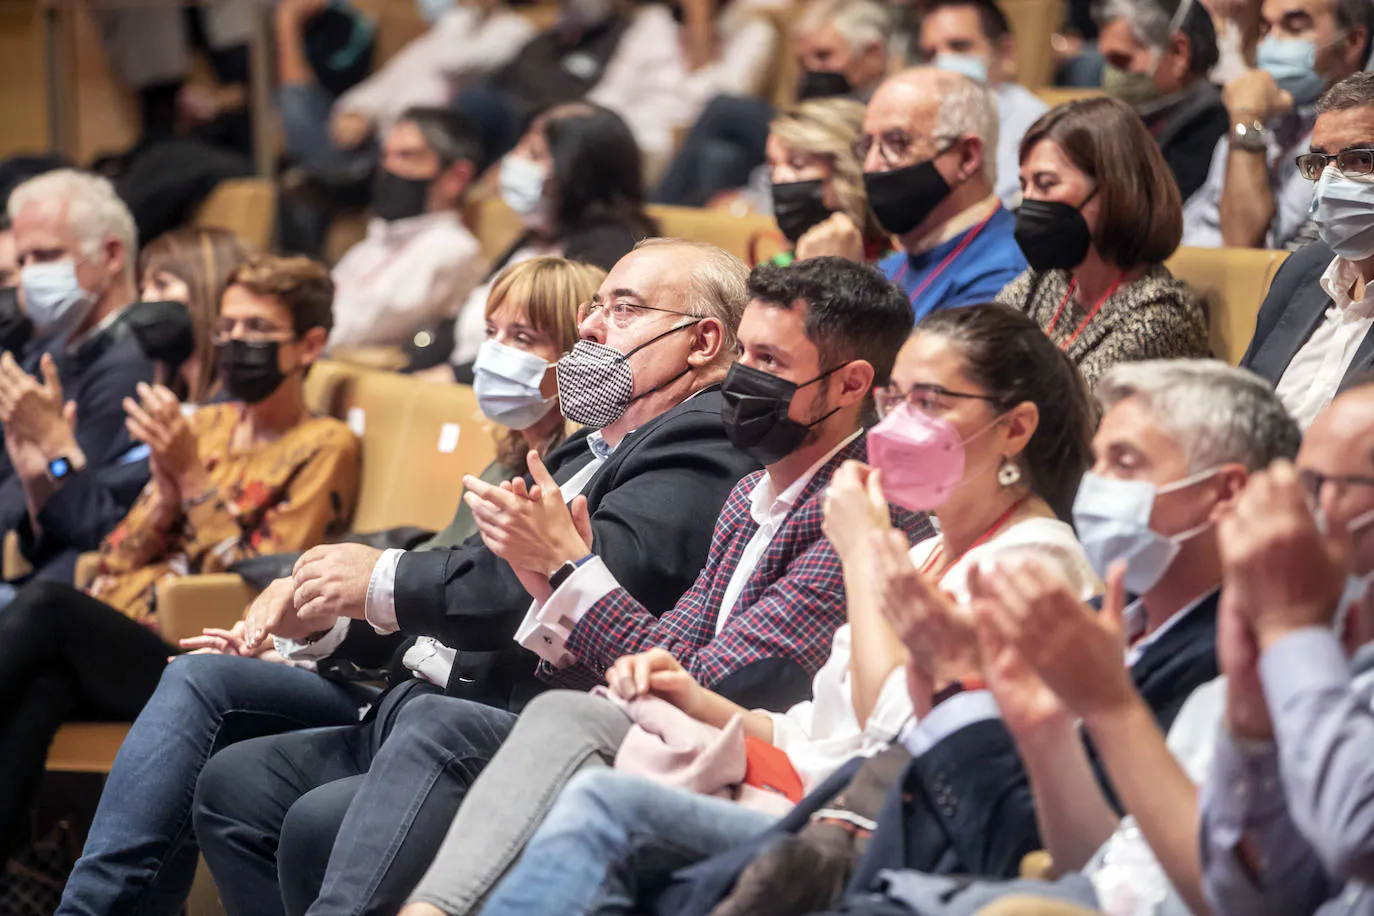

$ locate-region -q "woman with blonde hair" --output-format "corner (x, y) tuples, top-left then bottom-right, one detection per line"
(431, 255), (603, 548)
(139, 226), (251, 401)
(765, 97), (890, 265)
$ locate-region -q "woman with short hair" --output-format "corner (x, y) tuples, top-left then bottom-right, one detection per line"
(997, 96), (1211, 389)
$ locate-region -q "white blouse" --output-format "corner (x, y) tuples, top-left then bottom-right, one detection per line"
(764, 516), (1101, 792)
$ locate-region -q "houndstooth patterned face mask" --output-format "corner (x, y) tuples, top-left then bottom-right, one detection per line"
(555, 321), (700, 429)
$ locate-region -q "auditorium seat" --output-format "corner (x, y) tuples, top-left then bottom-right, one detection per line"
(1000, 0), (1065, 88)
(1165, 246), (1289, 365)
(193, 178), (277, 251)
(1033, 86), (1105, 107)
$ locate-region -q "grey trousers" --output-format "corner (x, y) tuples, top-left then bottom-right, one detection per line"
(405, 690), (633, 915)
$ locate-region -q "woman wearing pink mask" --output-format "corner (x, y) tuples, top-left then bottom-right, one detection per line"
(826, 300), (1103, 736)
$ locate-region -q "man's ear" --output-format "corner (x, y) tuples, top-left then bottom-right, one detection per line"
(104, 237), (127, 283)
(1209, 464), (1251, 521)
(296, 326), (330, 367)
(685, 318), (726, 368)
(1340, 26), (1369, 70)
(956, 134), (986, 184)
(837, 359), (875, 407)
(436, 159), (476, 205)
(996, 34), (1018, 79)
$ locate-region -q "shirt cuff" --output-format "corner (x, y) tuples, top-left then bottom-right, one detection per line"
(365, 548), (404, 634)
(900, 689), (999, 757)
(274, 616), (351, 662)
(514, 555), (617, 667)
(1259, 626), (1351, 722)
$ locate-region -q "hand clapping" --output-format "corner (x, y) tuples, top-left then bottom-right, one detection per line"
(123, 382), (202, 485)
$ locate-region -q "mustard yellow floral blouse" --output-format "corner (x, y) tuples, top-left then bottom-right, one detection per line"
(89, 403), (361, 624)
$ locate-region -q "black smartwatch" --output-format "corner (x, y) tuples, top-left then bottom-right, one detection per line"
(548, 554), (595, 591)
(47, 453), (84, 482)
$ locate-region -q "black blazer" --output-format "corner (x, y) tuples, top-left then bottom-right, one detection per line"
(654, 592), (1221, 915)
(391, 387), (760, 709)
(1147, 80), (1230, 203)
(1, 318), (155, 582)
(1242, 241), (1374, 388)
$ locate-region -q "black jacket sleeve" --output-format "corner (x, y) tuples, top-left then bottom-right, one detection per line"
(0, 327), (153, 543)
(1239, 240), (1333, 376)
(393, 394), (757, 652)
(17, 456), (150, 565)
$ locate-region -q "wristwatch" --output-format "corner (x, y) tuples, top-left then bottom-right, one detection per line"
(1230, 118), (1268, 154)
(46, 452), (85, 482)
(548, 554), (595, 591)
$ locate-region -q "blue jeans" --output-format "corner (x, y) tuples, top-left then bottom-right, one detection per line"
(479, 769), (778, 916)
(57, 655), (368, 916)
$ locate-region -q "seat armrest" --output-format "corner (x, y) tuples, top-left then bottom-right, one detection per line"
(156, 574), (259, 644)
(3, 531), (32, 581)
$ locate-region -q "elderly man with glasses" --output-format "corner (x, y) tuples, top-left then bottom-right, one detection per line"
(1242, 71), (1374, 429)
(859, 67), (1026, 321)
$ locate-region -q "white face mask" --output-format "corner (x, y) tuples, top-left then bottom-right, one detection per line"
(499, 155), (551, 228)
(1313, 168), (1374, 262)
(1072, 466), (1222, 595)
(472, 339), (557, 430)
(1316, 505), (1374, 638)
(931, 53), (989, 83)
(20, 260), (96, 342)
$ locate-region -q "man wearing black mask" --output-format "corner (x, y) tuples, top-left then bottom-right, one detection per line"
(865, 68), (1027, 321)
(655, 0), (890, 207)
(0, 216), (33, 356)
(205, 256), (931, 916)
(326, 107), (486, 350)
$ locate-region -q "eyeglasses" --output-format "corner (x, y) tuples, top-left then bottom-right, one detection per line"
(874, 382), (1002, 418)
(1298, 468), (1374, 504)
(577, 300), (696, 330)
(852, 132), (956, 170)
(1296, 149), (1374, 181)
(211, 316), (294, 344)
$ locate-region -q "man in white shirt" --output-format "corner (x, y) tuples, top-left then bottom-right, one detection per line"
(1241, 73), (1374, 429)
(915, 0), (1048, 206)
(327, 107), (487, 351)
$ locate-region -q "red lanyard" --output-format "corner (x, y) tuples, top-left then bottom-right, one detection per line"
(920, 494), (1030, 577)
(894, 209), (997, 309)
(1046, 273), (1126, 350)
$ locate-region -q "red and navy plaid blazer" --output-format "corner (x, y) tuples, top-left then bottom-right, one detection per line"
(542, 434), (935, 692)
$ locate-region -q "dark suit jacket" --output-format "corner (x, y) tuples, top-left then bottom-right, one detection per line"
(655, 592), (1221, 915)
(1146, 80), (1230, 203)
(391, 387), (760, 710)
(1241, 241), (1374, 388)
(1, 318), (155, 583)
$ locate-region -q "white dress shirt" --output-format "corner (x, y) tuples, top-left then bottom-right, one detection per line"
(333, 6), (535, 135)
(1274, 256), (1374, 429)
(275, 431), (616, 686)
(516, 431), (861, 667)
(586, 5), (692, 157)
(993, 83), (1048, 207)
(327, 211), (487, 350)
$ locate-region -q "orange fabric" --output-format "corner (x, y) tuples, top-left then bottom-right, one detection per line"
(89, 403), (361, 624)
(743, 735), (806, 803)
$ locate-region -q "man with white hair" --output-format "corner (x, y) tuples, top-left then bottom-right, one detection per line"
(655, 0), (890, 207)
(0, 170), (155, 585)
(864, 68), (1026, 321)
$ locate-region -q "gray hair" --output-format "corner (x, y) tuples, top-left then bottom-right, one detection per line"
(1318, 70), (1374, 114)
(633, 238), (749, 361)
(7, 169), (138, 278)
(795, 0), (890, 53)
(1096, 359), (1301, 472)
(929, 70), (999, 186)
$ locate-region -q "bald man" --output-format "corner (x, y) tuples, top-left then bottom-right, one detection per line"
(863, 68), (1027, 320)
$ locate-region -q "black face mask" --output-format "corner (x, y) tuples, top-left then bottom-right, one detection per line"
(771, 180), (835, 244)
(796, 70), (852, 101)
(721, 361), (843, 465)
(372, 168), (433, 222)
(0, 287), (33, 356)
(218, 338), (287, 404)
(123, 299), (194, 369)
(1013, 190), (1098, 272)
(862, 158), (953, 237)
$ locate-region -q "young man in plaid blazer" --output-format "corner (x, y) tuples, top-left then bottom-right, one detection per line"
(256, 256), (932, 916)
